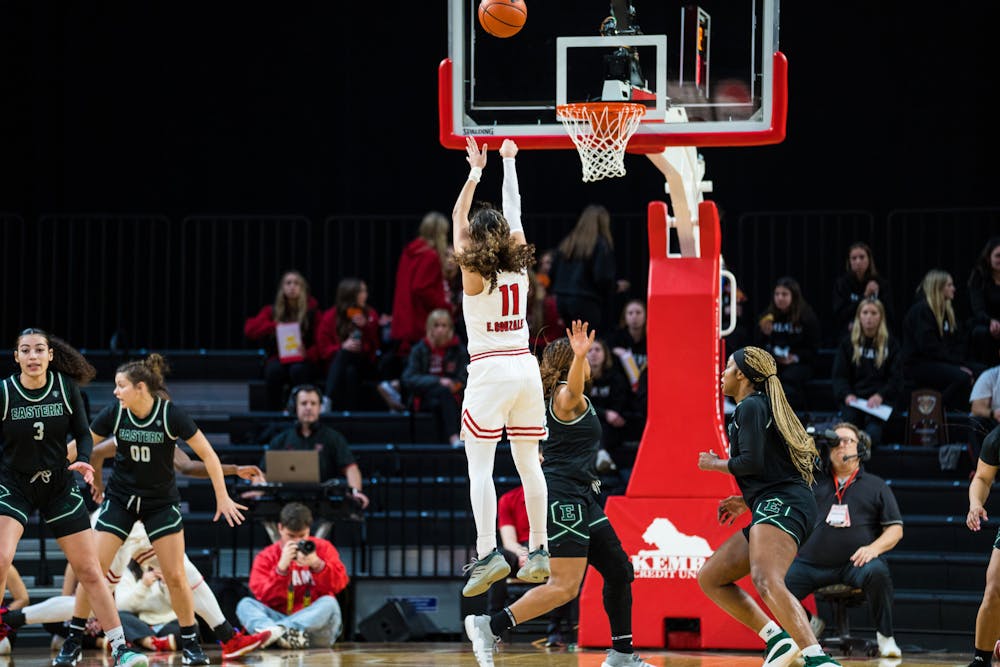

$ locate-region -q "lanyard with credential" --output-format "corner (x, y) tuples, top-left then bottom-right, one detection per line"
(833, 467), (860, 504)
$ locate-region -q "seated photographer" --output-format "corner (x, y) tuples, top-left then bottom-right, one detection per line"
(788, 423), (904, 658)
(236, 502), (349, 649)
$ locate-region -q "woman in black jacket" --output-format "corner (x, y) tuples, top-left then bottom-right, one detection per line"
(832, 242), (894, 338)
(967, 236), (1000, 365)
(831, 299), (902, 446)
(550, 204), (617, 331)
(754, 276), (821, 412)
(902, 270), (977, 410)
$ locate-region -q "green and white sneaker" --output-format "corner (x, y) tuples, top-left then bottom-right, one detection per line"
(462, 549), (511, 597)
(112, 645), (149, 667)
(802, 654), (841, 666)
(515, 547), (550, 583)
(762, 630), (799, 667)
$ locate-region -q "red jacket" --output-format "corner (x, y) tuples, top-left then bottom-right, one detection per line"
(315, 305), (380, 363)
(248, 538), (349, 614)
(243, 297), (321, 363)
(390, 238), (451, 351)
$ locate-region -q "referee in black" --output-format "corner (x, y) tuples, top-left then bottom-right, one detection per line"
(0, 328), (148, 667)
(464, 321), (652, 667)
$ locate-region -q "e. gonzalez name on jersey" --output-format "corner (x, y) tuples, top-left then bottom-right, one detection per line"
(485, 318), (525, 333)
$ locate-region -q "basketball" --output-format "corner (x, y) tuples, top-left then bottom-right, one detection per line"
(478, 0), (527, 38)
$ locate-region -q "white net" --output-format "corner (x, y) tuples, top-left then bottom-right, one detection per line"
(556, 103), (646, 182)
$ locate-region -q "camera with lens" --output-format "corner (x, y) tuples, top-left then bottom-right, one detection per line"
(297, 539), (316, 555)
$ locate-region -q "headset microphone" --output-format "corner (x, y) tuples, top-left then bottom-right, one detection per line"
(841, 453), (861, 462)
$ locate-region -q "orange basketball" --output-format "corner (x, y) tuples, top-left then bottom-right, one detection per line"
(478, 0), (527, 38)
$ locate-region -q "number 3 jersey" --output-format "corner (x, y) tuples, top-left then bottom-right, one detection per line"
(91, 398), (198, 504)
(1, 371), (91, 474)
(463, 270), (529, 357)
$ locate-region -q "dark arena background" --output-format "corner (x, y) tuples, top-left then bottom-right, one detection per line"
(1, 2), (1000, 666)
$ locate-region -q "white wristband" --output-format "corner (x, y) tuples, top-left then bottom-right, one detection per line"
(468, 166), (483, 183)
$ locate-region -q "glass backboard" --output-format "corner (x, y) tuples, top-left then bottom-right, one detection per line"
(441, 0), (785, 151)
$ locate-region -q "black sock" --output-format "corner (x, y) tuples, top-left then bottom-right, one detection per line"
(489, 608), (516, 636)
(970, 648), (993, 665)
(68, 617), (87, 639)
(213, 621), (235, 643)
(611, 633), (633, 654)
(3, 609), (25, 629)
(181, 625), (199, 647)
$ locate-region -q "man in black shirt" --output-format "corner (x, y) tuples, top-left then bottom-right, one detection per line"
(263, 385), (369, 537)
(785, 422), (903, 659)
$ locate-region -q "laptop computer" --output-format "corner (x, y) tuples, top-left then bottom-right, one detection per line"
(265, 450), (321, 484)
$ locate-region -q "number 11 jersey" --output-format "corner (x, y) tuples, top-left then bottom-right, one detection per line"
(463, 270), (529, 357)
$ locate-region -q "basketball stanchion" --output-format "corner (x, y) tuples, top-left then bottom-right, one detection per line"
(555, 102), (646, 182)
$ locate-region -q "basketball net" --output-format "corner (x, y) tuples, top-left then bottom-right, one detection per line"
(556, 102), (646, 182)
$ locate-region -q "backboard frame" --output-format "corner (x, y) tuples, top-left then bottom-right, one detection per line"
(439, 0), (786, 151)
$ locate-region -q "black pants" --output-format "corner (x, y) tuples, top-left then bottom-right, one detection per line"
(785, 557), (895, 637)
(119, 611), (181, 645)
(417, 383), (461, 442)
(264, 359), (315, 411)
(326, 350), (371, 410)
(970, 323), (1000, 366)
(907, 360), (974, 411)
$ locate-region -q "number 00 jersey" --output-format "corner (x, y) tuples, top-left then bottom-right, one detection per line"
(91, 398), (198, 503)
(1, 371), (90, 474)
(463, 270), (529, 358)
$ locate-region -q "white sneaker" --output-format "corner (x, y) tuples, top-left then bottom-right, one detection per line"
(462, 549), (511, 597)
(464, 615), (497, 666)
(0, 637), (10, 655)
(259, 625), (285, 648)
(809, 614), (826, 639)
(876, 632), (901, 658)
(515, 547), (550, 583)
(601, 649), (654, 666)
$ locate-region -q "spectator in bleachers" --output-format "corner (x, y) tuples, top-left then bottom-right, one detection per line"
(268, 385), (370, 512)
(491, 486), (575, 647)
(832, 243), (894, 339)
(902, 269), (979, 411)
(969, 350), (1000, 457)
(608, 299), (648, 394)
(0, 565), (28, 654)
(965, 423), (1000, 667)
(831, 299), (903, 447)
(586, 337), (635, 473)
(236, 502), (349, 649)
(550, 204), (618, 331)
(967, 236), (1000, 366)
(390, 212), (453, 358)
(317, 278), (381, 412)
(401, 309), (469, 446)
(244, 271), (322, 411)
(784, 422), (903, 659)
(754, 276), (821, 412)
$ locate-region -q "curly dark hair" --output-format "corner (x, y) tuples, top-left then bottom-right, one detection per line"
(16, 328), (96, 386)
(538, 337), (591, 400)
(454, 205), (535, 293)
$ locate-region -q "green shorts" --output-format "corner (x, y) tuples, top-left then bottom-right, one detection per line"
(95, 493), (183, 542)
(546, 477), (608, 558)
(0, 468), (91, 538)
(741, 483), (817, 546)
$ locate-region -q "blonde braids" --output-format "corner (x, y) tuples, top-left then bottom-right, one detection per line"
(740, 346), (817, 485)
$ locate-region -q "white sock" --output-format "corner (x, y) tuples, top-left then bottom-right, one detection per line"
(510, 440), (548, 551)
(105, 625), (126, 653)
(24, 595), (76, 624)
(800, 644), (824, 657)
(465, 439), (499, 558)
(758, 620), (782, 641)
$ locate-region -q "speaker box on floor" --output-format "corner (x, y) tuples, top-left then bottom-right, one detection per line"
(358, 600), (428, 642)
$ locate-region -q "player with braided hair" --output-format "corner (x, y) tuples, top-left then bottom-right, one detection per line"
(696, 346), (839, 667)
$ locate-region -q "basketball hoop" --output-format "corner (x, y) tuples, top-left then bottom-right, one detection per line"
(556, 102), (646, 182)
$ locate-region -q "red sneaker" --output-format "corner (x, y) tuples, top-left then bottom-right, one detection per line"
(222, 630), (270, 660)
(150, 635), (177, 652)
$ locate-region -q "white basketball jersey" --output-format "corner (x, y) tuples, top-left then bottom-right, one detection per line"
(463, 270), (529, 357)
